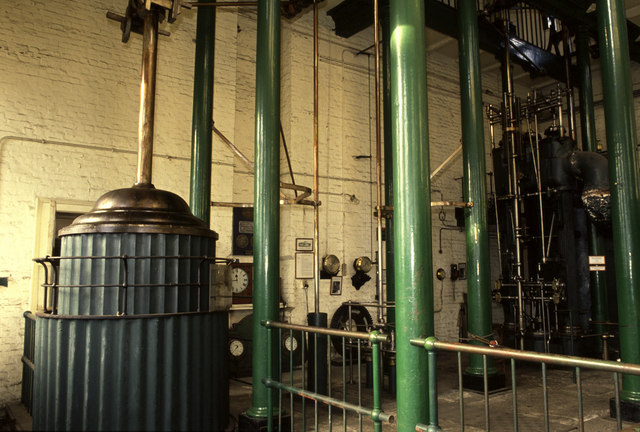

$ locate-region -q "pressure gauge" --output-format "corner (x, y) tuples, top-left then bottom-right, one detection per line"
(229, 339), (245, 357)
(322, 255), (341, 276)
(231, 267), (250, 293)
(284, 335), (298, 352)
(353, 256), (372, 273)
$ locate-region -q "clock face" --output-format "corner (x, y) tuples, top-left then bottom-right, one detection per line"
(284, 336), (298, 352)
(229, 339), (245, 357)
(231, 267), (250, 293)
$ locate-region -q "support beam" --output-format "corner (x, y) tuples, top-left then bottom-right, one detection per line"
(328, 0), (569, 82)
(458, 0), (498, 381)
(243, 0), (280, 423)
(575, 28), (609, 354)
(389, 0), (432, 429)
(189, 2), (215, 223)
(596, 0), (640, 405)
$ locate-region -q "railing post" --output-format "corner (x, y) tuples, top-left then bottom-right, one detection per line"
(371, 332), (383, 432)
(425, 337), (441, 431)
(267, 326), (274, 432)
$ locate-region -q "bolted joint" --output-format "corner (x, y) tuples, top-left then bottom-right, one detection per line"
(424, 336), (439, 352)
(369, 330), (390, 344)
(370, 408), (382, 423)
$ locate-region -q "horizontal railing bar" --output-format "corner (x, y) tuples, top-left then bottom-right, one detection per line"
(34, 255), (228, 261)
(263, 378), (395, 424)
(41, 282), (210, 289)
(410, 337), (640, 375)
(342, 301), (395, 308)
(263, 320), (390, 343)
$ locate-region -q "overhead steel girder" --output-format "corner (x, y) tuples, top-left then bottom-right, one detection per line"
(328, 0), (568, 86)
(524, 0), (640, 64)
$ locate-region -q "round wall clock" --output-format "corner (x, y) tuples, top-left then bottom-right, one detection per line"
(230, 262), (253, 304)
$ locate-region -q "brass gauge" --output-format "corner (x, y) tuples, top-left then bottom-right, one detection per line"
(353, 256), (372, 273)
(322, 254), (340, 276)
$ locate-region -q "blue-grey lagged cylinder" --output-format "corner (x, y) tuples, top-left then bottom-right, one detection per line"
(33, 313), (229, 431)
(32, 185), (229, 431)
(57, 232), (215, 315)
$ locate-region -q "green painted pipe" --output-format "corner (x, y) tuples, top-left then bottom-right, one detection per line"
(247, 0), (281, 418)
(596, 0), (640, 402)
(575, 28), (609, 351)
(189, 2), (215, 223)
(382, 6), (395, 325)
(425, 338), (441, 430)
(371, 333), (383, 432)
(389, 0), (432, 429)
(457, 0), (496, 377)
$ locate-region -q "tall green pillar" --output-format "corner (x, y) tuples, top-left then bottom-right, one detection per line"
(189, 3), (215, 223)
(457, 0), (498, 381)
(389, 0), (432, 429)
(596, 0), (640, 403)
(243, 0), (281, 424)
(575, 28), (609, 352)
(188, 6), (230, 429)
(382, 6), (395, 326)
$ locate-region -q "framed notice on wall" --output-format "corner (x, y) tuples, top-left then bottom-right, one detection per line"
(232, 207), (254, 256)
(295, 253), (314, 279)
(296, 238), (313, 251)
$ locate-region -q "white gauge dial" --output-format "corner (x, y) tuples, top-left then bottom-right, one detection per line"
(284, 336), (298, 352)
(231, 267), (249, 293)
(229, 339), (245, 357)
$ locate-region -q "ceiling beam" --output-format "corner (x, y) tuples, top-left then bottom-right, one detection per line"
(327, 0), (569, 82)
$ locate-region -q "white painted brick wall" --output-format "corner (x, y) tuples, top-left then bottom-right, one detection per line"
(0, 0), (555, 406)
(0, 0), (238, 404)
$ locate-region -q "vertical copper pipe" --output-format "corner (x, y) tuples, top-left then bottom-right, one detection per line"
(313, 0), (320, 313)
(374, 0), (384, 323)
(136, 10), (159, 186)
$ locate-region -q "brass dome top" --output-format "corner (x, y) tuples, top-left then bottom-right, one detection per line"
(59, 184), (218, 238)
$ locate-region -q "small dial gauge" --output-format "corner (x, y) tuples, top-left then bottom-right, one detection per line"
(236, 234), (249, 249)
(229, 339), (245, 357)
(231, 267), (250, 293)
(322, 254), (340, 276)
(354, 256), (372, 273)
(284, 336), (298, 352)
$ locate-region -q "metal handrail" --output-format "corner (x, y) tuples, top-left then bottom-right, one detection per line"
(410, 336), (635, 431)
(263, 320), (390, 343)
(261, 321), (394, 431)
(410, 337), (640, 375)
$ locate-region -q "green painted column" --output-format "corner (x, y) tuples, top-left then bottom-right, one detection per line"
(389, 0), (432, 429)
(189, 2), (215, 223)
(247, 0), (281, 418)
(575, 28), (609, 349)
(457, 0), (496, 376)
(382, 6), (395, 325)
(596, 0), (640, 401)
